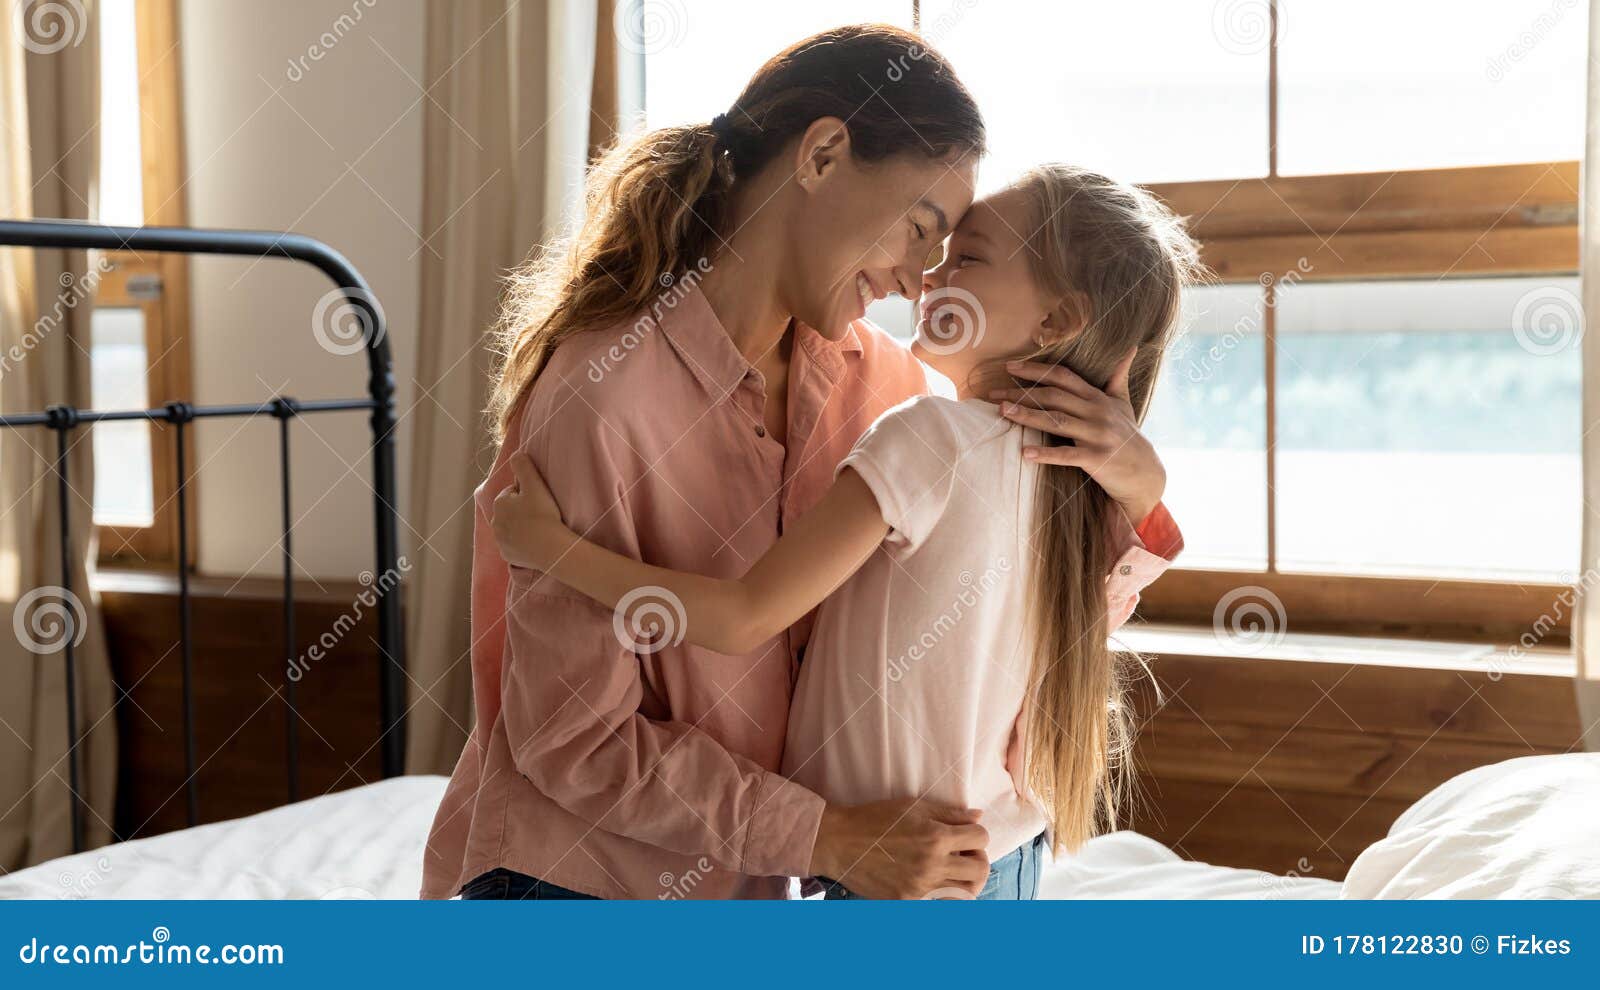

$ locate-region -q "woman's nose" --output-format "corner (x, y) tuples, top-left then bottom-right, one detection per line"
(895, 268), (922, 303)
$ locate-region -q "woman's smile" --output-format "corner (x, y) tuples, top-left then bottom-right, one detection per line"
(853, 271), (883, 319)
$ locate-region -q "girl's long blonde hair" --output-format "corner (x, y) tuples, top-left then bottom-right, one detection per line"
(1008, 165), (1203, 853)
(486, 24), (984, 440)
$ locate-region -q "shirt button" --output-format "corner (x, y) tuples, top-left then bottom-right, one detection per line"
(1118, 564), (1133, 576)
(755, 425), (767, 438)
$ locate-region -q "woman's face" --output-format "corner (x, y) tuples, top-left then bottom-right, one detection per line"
(781, 132), (978, 340)
(913, 186), (1059, 389)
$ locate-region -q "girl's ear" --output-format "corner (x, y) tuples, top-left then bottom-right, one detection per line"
(1036, 289), (1090, 348)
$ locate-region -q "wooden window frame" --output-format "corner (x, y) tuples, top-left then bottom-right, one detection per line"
(96, 0), (193, 567)
(1127, 1), (1580, 646)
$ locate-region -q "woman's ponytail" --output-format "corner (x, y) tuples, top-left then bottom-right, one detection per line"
(487, 121), (732, 437)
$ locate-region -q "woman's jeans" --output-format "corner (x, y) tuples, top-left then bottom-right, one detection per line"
(820, 832), (1046, 900)
(459, 868), (597, 900)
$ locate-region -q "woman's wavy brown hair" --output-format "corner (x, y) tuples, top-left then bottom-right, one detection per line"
(487, 23), (986, 439)
(1007, 165), (1204, 854)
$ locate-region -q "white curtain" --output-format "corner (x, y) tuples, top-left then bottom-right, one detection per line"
(1579, 0), (1600, 751)
(405, 0), (616, 774)
(0, 0), (116, 866)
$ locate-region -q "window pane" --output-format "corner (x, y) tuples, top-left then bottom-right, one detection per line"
(91, 307), (154, 527)
(641, 2), (911, 128)
(934, 0), (1268, 187)
(1278, 0), (1587, 174)
(1275, 277), (1580, 580)
(98, 0), (143, 226)
(1143, 284), (1268, 569)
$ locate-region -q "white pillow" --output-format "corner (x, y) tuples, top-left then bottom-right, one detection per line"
(1341, 753), (1600, 899)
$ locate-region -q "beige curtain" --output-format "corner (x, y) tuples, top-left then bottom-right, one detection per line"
(405, 0), (617, 774)
(0, 0), (115, 867)
(1580, 1), (1600, 752)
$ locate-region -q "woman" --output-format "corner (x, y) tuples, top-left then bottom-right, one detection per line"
(421, 24), (1169, 901)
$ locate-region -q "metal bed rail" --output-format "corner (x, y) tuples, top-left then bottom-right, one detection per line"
(0, 219), (407, 853)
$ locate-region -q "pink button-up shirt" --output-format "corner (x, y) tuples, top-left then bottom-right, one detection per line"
(420, 285), (1182, 900)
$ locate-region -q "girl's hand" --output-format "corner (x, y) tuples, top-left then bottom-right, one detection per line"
(492, 452), (577, 571)
(991, 349), (1166, 526)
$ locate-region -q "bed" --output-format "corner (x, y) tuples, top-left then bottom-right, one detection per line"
(4, 751), (1594, 899)
(0, 773), (1335, 900)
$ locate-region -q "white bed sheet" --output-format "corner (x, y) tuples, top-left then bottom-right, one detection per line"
(0, 776), (1339, 900)
(1044, 831), (1339, 899)
(0, 775), (442, 900)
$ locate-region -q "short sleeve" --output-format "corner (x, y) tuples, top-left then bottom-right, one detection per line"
(837, 397), (961, 558)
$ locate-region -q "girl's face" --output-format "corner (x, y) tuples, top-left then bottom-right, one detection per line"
(781, 131), (978, 340)
(913, 187), (1065, 391)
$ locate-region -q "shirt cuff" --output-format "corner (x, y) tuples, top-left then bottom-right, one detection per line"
(1133, 501), (1184, 561)
(740, 774), (827, 879)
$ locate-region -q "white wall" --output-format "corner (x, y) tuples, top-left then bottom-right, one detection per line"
(178, 0), (424, 578)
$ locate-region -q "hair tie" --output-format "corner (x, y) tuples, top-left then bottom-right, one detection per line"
(708, 112), (734, 147)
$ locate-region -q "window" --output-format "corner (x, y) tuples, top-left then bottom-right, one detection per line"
(94, 0), (192, 564)
(635, 1), (1585, 644)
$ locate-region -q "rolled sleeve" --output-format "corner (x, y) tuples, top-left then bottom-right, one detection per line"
(1105, 501), (1184, 632)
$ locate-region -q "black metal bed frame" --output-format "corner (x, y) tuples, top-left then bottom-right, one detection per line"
(0, 219), (406, 854)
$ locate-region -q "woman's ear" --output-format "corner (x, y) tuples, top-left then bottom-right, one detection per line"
(794, 116), (851, 191)
(1036, 290), (1090, 347)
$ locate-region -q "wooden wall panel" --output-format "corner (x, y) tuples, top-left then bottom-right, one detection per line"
(100, 574), (389, 840)
(1125, 651), (1584, 879)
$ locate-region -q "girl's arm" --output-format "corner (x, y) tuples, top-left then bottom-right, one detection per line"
(493, 452), (889, 656)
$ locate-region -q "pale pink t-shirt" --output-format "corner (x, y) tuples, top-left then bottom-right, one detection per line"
(782, 395), (1177, 863)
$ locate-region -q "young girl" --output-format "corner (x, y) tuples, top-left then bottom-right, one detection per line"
(493, 164), (1200, 899)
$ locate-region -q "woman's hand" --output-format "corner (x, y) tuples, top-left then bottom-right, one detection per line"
(810, 799), (991, 899)
(492, 452), (578, 571)
(991, 349), (1166, 527)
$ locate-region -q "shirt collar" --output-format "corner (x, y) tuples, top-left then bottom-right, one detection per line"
(654, 283), (752, 402)
(656, 284), (866, 397)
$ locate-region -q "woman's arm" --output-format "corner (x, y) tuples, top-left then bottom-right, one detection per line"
(493, 452), (890, 655)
